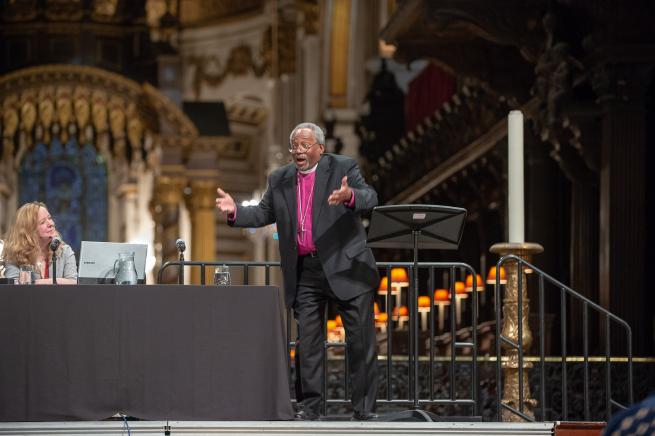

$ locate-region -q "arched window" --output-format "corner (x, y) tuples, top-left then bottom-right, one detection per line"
(19, 137), (108, 256)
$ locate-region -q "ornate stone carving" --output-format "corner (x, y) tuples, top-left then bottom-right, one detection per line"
(297, 0), (319, 35)
(92, 0), (119, 21)
(0, 65), (197, 179)
(178, 0), (263, 26)
(186, 3), (300, 97)
(2, 0), (38, 22)
(528, 13), (600, 189)
(532, 14), (584, 130)
(44, 0), (84, 21)
(56, 86), (74, 143)
(2, 96), (19, 162)
(126, 102), (144, 167)
(109, 95), (127, 161)
(19, 90), (37, 134)
(73, 86), (91, 142)
(187, 44), (268, 98)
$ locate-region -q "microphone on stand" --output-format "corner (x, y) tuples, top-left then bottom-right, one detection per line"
(49, 236), (61, 284)
(175, 238), (186, 285)
(176, 239), (186, 261)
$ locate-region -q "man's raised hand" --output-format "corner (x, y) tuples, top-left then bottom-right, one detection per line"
(328, 176), (353, 205)
(215, 188), (236, 214)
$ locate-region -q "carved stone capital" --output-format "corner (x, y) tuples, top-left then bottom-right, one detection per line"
(152, 175), (187, 207)
(590, 60), (654, 106)
(186, 180), (218, 212)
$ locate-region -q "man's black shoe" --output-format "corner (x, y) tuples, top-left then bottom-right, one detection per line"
(294, 410), (320, 421)
(351, 412), (378, 421)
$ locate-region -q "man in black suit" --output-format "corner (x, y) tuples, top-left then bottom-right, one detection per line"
(215, 122), (379, 421)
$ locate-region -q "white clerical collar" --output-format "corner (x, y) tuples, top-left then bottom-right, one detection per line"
(298, 163), (318, 175)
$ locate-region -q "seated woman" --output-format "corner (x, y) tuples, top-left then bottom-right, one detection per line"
(3, 202), (77, 284)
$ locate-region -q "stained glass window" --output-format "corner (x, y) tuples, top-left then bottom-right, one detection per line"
(19, 137), (108, 258)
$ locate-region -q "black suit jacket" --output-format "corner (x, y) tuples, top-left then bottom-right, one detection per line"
(230, 153), (380, 308)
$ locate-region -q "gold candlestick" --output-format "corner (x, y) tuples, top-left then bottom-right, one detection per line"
(490, 242), (543, 422)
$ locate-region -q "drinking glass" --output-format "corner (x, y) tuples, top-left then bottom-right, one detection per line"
(213, 265), (231, 286)
(18, 265), (34, 285)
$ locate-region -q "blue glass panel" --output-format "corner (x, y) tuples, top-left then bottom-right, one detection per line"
(18, 135), (108, 257)
(19, 142), (48, 204)
(81, 142), (108, 244)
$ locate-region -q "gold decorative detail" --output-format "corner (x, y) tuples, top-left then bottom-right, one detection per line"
(18, 90), (37, 154)
(152, 175), (187, 207)
(225, 94), (268, 126)
(178, 0), (263, 27)
(38, 86), (55, 143)
(0, 64), (196, 173)
(185, 179), (219, 285)
(2, 96), (19, 161)
(20, 91), (37, 133)
(56, 86), (73, 143)
(490, 242), (544, 422)
(186, 180), (218, 211)
(73, 86), (91, 142)
(151, 175), (187, 284)
(126, 103), (144, 165)
(108, 96), (126, 137)
(2, 0), (38, 22)
(44, 0), (84, 21)
(92, 0), (119, 20)
(328, 0), (350, 108)
(91, 89), (109, 133)
(297, 0), (320, 35)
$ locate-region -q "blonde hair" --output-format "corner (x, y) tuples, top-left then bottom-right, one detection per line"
(3, 202), (63, 267)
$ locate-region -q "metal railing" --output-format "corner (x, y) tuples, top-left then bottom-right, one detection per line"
(494, 255), (633, 422)
(159, 259), (482, 418)
(158, 257), (634, 421)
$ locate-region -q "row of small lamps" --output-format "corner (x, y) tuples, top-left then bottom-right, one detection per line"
(326, 266), (508, 337)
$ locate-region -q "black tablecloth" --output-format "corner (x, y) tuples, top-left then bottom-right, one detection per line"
(0, 285), (294, 421)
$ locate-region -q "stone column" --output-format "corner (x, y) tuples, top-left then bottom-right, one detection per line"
(0, 178), (12, 238)
(151, 175), (186, 284)
(185, 180), (217, 285)
(594, 62), (650, 354)
(490, 242), (543, 421)
(117, 183), (139, 243)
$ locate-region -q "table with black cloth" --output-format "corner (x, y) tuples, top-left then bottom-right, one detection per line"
(0, 285), (294, 421)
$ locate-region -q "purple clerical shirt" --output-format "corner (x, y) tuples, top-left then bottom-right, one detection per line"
(227, 166), (355, 257)
(296, 170), (355, 255)
(296, 171), (317, 255)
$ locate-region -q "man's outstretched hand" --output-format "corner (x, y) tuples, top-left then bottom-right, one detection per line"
(215, 188), (236, 214)
(328, 176), (353, 205)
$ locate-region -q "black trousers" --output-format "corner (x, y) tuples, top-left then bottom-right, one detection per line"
(293, 255), (378, 415)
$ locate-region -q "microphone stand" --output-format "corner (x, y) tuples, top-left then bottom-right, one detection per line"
(178, 250), (184, 285)
(51, 249), (57, 285)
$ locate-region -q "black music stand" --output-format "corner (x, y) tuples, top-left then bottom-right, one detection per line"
(367, 204), (467, 420)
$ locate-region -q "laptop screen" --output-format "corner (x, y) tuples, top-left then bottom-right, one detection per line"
(78, 241), (148, 284)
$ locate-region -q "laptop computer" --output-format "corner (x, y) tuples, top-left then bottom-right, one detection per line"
(78, 241), (148, 284)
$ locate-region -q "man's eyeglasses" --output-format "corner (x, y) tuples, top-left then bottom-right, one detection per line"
(289, 142), (318, 153)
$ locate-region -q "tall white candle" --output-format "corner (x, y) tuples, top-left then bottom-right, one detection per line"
(508, 110), (525, 243)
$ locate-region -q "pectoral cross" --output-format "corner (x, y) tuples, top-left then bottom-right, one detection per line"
(297, 175), (314, 245)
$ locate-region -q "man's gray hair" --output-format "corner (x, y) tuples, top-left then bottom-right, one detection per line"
(289, 122), (325, 146)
